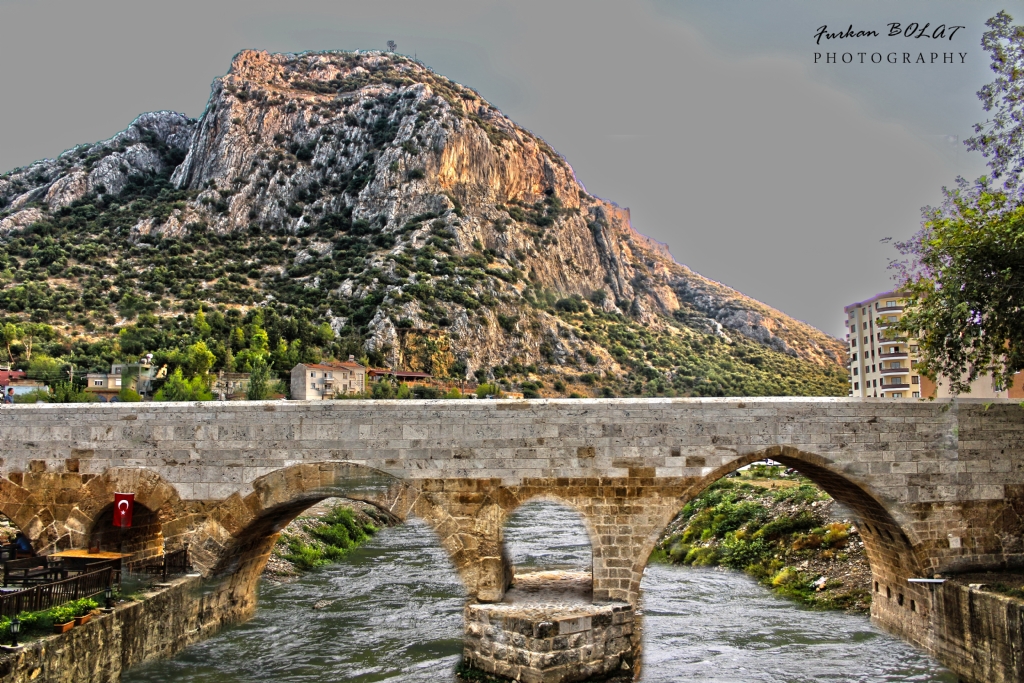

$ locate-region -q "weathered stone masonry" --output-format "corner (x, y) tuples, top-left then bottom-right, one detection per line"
(0, 397), (1019, 681)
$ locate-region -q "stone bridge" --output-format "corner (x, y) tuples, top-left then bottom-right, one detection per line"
(0, 397), (1020, 682)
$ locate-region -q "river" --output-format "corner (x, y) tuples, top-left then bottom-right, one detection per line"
(132, 501), (956, 682)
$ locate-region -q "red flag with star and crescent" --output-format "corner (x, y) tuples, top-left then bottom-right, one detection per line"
(113, 492), (134, 528)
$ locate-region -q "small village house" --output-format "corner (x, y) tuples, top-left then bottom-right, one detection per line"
(85, 361), (156, 401)
(290, 357), (366, 400)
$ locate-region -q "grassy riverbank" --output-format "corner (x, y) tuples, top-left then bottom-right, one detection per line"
(653, 466), (871, 613)
(264, 499), (394, 577)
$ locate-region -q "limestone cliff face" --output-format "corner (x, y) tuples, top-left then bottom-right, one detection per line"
(0, 50), (844, 382)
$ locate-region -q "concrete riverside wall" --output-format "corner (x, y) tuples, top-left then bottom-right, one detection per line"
(0, 574), (253, 683)
(924, 582), (1024, 683)
(464, 602), (636, 683)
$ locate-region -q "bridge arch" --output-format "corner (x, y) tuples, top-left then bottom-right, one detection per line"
(0, 476), (37, 544)
(501, 496), (596, 601)
(633, 445), (932, 637)
(197, 461), (400, 578)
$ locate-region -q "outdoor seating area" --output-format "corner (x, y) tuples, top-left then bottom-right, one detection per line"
(2, 557), (63, 588)
(124, 545), (190, 581)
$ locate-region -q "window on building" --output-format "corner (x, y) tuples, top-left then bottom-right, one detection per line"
(93, 380), (103, 386)
(863, 337), (869, 345)
(851, 338), (857, 346)
(853, 368), (858, 376)
(863, 322), (868, 330)
(912, 392), (920, 398)
(862, 307), (866, 315)
(886, 301), (896, 308)
(310, 371), (315, 378)
(912, 376), (919, 384)
(873, 380), (877, 387)
(850, 326), (856, 333)
(872, 365), (876, 372)
(910, 345), (919, 353)
(892, 392), (903, 398)
(311, 382), (316, 389)
(852, 353), (858, 361)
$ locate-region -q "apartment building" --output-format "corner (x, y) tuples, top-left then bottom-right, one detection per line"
(845, 290), (1024, 399)
(845, 291), (921, 398)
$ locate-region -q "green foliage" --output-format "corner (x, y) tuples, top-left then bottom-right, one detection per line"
(13, 389), (51, 404)
(279, 504), (379, 571)
(246, 356), (270, 400)
(48, 380), (97, 403)
(183, 341), (215, 376)
(0, 597), (99, 640)
(659, 476), (865, 612)
(475, 382), (501, 398)
(893, 179), (1024, 393)
(27, 354), (63, 383)
(118, 387), (142, 402)
(154, 368), (213, 401)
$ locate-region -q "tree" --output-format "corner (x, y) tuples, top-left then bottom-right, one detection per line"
(964, 11), (1024, 189)
(193, 306), (211, 338)
(27, 355), (63, 383)
(184, 341), (215, 377)
(118, 387), (143, 402)
(48, 381), (97, 403)
(246, 356), (270, 400)
(890, 12), (1024, 393)
(154, 368), (213, 401)
(0, 323), (19, 363)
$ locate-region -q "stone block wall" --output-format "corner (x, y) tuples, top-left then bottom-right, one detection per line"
(464, 602), (636, 683)
(0, 573), (252, 683)
(924, 582), (1024, 683)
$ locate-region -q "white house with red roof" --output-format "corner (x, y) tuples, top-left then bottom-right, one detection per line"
(290, 357), (366, 400)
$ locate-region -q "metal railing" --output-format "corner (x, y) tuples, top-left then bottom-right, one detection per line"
(0, 567), (114, 619)
(124, 545), (190, 581)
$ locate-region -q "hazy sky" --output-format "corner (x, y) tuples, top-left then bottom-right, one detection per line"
(0, 0), (1010, 335)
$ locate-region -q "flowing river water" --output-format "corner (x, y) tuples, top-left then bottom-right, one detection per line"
(132, 502), (956, 682)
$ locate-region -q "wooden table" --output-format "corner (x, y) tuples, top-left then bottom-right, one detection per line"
(49, 550), (129, 571)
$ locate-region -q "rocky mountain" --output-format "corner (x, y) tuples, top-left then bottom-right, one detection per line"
(0, 50), (846, 397)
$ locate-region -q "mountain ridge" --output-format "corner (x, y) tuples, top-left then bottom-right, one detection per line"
(0, 49), (846, 397)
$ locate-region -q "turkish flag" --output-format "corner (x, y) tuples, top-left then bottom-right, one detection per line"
(113, 493), (134, 528)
